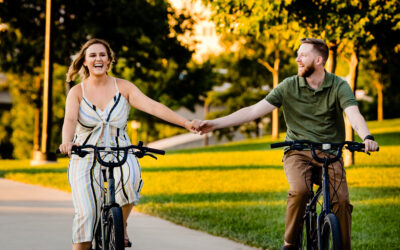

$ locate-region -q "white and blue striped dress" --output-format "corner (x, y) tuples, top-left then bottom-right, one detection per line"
(68, 78), (142, 243)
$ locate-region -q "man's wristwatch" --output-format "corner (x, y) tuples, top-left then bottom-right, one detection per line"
(364, 135), (375, 141)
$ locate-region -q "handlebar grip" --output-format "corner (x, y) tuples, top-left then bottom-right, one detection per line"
(271, 141), (292, 148)
(146, 147), (165, 155)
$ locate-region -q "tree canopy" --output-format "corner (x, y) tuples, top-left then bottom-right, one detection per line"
(0, 0), (215, 157)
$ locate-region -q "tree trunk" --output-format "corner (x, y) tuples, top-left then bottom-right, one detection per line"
(257, 50), (280, 139)
(32, 0), (56, 164)
(326, 41), (338, 74)
(344, 48), (359, 166)
(375, 81), (384, 121)
(271, 74), (279, 139)
(271, 50), (280, 139)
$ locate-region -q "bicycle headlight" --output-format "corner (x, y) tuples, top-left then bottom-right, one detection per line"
(322, 143), (331, 150)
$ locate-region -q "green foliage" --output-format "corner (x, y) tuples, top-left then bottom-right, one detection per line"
(205, 36), (296, 140)
(124, 59), (216, 142)
(0, 0), (216, 155)
(6, 73), (36, 159)
(1, 64), (67, 159)
(0, 109), (13, 158)
(206, 51), (270, 140)
(51, 64), (68, 151)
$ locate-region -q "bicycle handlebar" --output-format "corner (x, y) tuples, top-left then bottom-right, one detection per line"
(271, 140), (379, 163)
(56, 141), (165, 167)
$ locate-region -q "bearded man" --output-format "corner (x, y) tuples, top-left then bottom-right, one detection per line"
(198, 38), (379, 250)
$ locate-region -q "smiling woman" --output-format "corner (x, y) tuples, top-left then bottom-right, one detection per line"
(59, 38), (201, 250)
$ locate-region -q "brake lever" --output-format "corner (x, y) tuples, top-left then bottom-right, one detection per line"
(144, 153), (157, 160)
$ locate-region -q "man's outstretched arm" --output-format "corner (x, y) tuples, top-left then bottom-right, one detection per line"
(199, 99), (277, 134)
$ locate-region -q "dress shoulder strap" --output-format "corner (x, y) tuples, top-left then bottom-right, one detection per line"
(113, 77), (120, 93)
(80, 82), (86, 98)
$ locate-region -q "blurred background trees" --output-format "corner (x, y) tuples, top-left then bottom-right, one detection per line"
(0, 0), (215, 158)
(0, 0), (399, 158)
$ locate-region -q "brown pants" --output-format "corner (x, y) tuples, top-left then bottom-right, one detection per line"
(283, 150), (353, 250)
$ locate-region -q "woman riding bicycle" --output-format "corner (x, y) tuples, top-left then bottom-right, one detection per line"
(58, 38), (200, 250)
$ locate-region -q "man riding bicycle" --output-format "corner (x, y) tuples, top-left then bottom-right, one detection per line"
(198, 38), (379, 250)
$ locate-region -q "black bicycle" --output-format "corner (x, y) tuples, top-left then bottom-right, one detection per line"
(271, 140), (377, 250)
(59, 141), (164, 250)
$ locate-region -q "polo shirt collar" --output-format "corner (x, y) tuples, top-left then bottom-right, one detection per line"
(299, 70), (333, 91)
(320, 71), (333, 89)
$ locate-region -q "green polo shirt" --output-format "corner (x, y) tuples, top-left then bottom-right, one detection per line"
(265, 72), (358, 143)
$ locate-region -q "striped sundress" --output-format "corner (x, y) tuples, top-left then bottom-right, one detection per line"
(68, 78), (142, 243)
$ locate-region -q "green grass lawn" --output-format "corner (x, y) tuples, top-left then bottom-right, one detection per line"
(1, 118), (400, 249)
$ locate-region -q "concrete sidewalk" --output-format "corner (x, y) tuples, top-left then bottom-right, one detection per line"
(0, 179), (258, 250)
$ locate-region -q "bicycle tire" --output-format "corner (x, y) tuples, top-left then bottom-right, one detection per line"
(105, 207), (125, 250)
(320, 213), (342, 250)
(93, 222), (103, 250)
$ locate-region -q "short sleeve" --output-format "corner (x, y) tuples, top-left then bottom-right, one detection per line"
(337, 81), (358, 109)
(265, 78), (289, 108)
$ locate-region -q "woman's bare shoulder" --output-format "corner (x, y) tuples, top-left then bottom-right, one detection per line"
(115, 77), (138, 95)
(68, 83), (83, 100)
(115, 77), (133, 87)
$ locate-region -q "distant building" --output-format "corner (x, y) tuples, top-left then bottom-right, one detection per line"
(169, 0), (224, 62)
(0, 91), (11, 110)
(0, 73), (11, 110)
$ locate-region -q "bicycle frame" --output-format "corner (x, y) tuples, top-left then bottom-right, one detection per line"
(100, 164), (119, 250)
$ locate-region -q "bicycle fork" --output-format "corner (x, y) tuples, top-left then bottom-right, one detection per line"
(100, 167), (116, 250)
(317, 159), (331, 250)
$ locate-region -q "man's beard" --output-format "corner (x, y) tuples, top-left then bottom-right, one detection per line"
(298, 64), (315, 77)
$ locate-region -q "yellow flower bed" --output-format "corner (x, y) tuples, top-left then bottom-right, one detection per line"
(139, 146), (400, 196)
(140, 146), (399, 168)
(355, 145), (399, 165)
(141, 169), (288, 195)
(347, 167), (400, 188)
(139, 150), (284, 168)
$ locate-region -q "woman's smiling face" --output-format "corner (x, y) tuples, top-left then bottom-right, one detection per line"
(83, 43), (110, 77)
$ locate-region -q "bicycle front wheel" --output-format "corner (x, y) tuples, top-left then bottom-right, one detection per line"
(93, 221), (103, 250)
(105, 206), (124, 250)
(320, 213), (342, 250)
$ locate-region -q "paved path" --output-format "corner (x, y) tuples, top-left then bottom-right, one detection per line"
(0, 179), (258, 250)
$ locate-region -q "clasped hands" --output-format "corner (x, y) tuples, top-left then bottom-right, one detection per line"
(184, 119), (215, 134)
